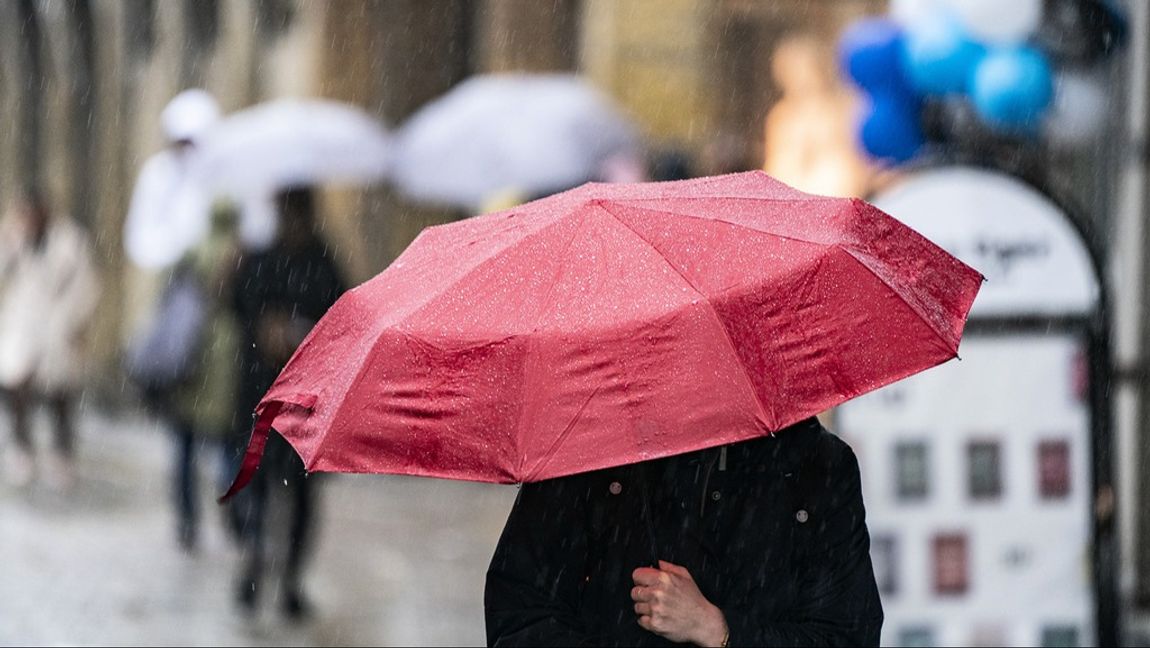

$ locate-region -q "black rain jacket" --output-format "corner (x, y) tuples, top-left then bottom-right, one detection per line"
(485, 417), (883, 647)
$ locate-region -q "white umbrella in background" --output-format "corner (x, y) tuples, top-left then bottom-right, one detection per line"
(195, 99), (392, 195)
(391, 74), (642, 210)
(124, 94), (392, 268)
(193, 98), (393, 250)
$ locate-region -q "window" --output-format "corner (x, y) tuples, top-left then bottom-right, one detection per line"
(1038, 440), (1071, 499)
(895, 441), (929, 500)
(1041, 625), (1079, 647)
(972, 624), (1008, 647)
(1070, 347), (1088, 404)
(968, 441), (1002, 500)
(871, 535), (898, 596)
(899, 626), (935, 647)
(933, 533), (968, 595)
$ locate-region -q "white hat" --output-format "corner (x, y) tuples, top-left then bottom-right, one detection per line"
(161, 89), (221, 143)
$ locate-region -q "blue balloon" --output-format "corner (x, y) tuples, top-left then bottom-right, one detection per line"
(901, 10), (985, 96)
(858, 94), (924, 165)
(971, 47), (1054, 132)
(839, 18), (914, 96)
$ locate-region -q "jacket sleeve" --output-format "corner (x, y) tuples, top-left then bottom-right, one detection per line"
(484, 478), (595, 647)
(723, 443), (884, 647)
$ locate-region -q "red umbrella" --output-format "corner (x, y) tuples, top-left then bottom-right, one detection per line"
(223, 171), (981, 499)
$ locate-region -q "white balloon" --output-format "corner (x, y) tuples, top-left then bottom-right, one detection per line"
(948, 0), (1043, 43)
(1043, 72), (1108, 147)
(889, 0), (945, 26)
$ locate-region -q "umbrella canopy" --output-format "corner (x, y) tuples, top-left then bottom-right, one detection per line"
(124, 98), (391, 268)
(390, 74), (641, 209)
(223, 171), (982, 500)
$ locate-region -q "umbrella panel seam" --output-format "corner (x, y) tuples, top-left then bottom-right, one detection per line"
(611, 194), (842, 208)
(522, 384), (602, 483)
(514, 207), (593, 479)
(593, 201), (776, 430)
(304, 322), (409, 475)
(598, 199), (840, 250)
(836, 246), (961, 357)
(584, 169), (792, 196)
(316, 212), (588, 479)
(389, 214), (573, 336)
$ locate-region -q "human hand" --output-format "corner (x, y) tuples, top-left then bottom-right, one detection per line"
(631, 560), (728, 646)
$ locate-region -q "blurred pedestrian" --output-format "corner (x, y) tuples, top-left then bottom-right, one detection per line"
(485, 417), (883, 646)
(763, 34), (870, 197)
(124, 89), (240, 551)
(123, 89), (218, 271)
(166, 205), (244, 551)
(0, 188), (100, 491)
(231, 186), (346, 620)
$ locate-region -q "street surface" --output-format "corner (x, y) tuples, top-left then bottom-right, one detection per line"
(0, 405), (518, 646)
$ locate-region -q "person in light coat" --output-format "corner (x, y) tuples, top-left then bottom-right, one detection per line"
(0, 188), (100, 489)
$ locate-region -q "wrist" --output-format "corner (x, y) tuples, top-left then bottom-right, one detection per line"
(697, 604), (729, 647)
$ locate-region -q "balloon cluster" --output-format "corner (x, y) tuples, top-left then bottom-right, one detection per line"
(838, 0), (1124, 165)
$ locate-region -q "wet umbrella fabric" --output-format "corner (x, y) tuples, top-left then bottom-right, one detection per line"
(223, 171), (982, 500)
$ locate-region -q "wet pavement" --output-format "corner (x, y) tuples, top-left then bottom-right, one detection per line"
(0, 405), (518, 646)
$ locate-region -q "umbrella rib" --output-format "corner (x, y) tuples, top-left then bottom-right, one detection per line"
(598, 199), (960, 354)
(614, 194), (838, 206)
(392, 215), (577, 334)
(837, 246), (962, 357)
(594, 202), (776, 430)
(356, 213), (590, 480)
(304, 289), (445, 474)
(600, 169), (805, 197)
(600, 199), (841, 249)
(522, 384), (602, 483)
(613, 195), (965, 357)
(514, 208), (592, 479)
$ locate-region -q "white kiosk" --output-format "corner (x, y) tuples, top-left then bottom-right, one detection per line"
(837, 166), (1116, 647)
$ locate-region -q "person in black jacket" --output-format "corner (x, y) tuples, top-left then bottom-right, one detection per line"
(229, 186), (346, 620)
(485, 417), (883, 646)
